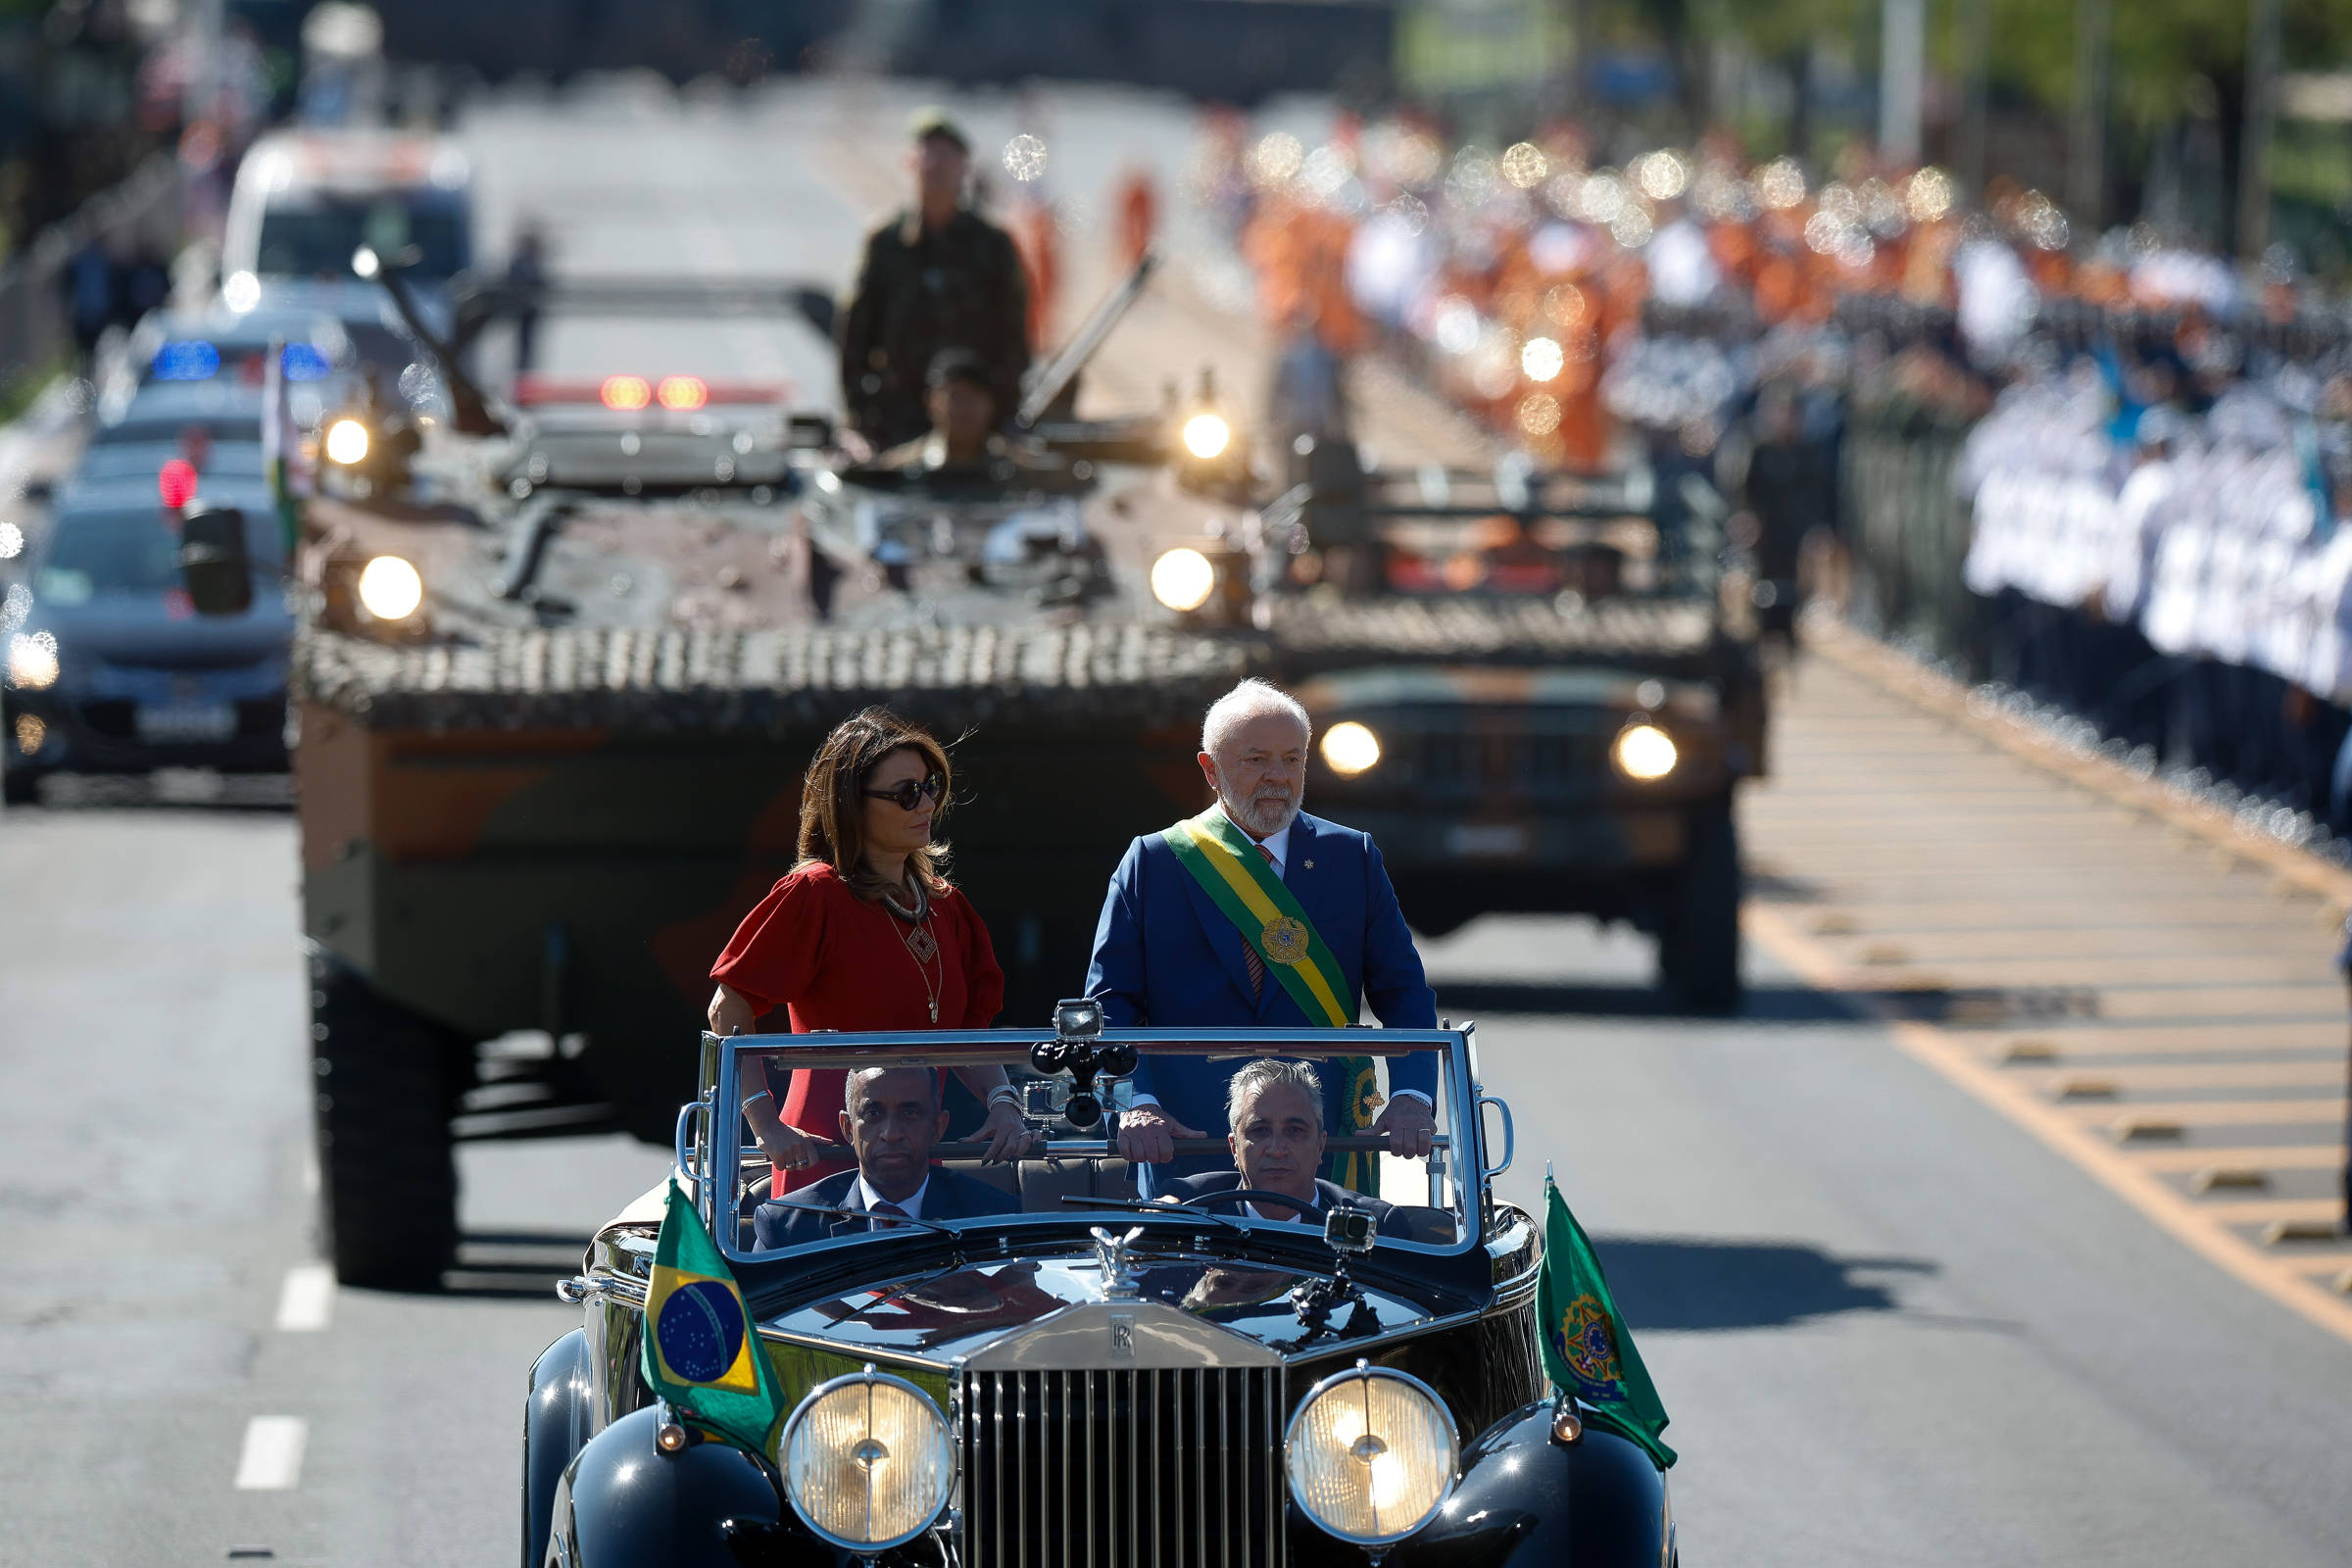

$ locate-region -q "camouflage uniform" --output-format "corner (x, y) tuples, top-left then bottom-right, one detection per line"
(840, 209), (1030, 449)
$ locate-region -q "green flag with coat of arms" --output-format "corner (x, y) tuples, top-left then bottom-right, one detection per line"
(1536, 1177), (1676, 1468)
(640, 1181), (787, 1457)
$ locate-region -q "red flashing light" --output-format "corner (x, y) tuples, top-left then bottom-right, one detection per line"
(656, 374), (709, 412)
(600, 374), (653, 412)
(159, 458), (200, 509)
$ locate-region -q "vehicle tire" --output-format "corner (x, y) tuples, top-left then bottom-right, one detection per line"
(1658, 796), (1742, 1015)
(310, 954), (463, 1289)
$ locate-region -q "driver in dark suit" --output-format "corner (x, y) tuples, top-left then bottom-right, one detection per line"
(1167, 1058), (1408, 1238)
(754, 1064), (1011, 1248)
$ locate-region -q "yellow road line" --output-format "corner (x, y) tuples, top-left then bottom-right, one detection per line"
(2110, 1146), (2349, 1173)
(1974, 1033), (2344, 1059)
(1746, 903), (2352, 1347)
(2175, 1198), (2348, 1225)
(2009, 1060), (2351, 1091)
(2057, 1099), (2349, 1128)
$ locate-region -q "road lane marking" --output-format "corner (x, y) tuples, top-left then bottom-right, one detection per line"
(2130, 1146), (2346, 1173)
(2065, 1099), (2349, 1129)
(274, 1263), (334, 1332)
(1747, 903), (2352, 1347)
(233, 1417), (307, 1491)
(2015, 1060), (2347, 1090)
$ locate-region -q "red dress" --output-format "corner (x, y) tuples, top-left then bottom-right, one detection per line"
(710, 862), (1004, 1190)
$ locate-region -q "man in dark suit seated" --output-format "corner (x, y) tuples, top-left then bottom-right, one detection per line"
(753, 1065), (1011, 1249)
(1167, 1059), (1410, 1239)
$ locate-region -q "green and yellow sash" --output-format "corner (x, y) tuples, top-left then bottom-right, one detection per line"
(1162, 808), (1381, 1192)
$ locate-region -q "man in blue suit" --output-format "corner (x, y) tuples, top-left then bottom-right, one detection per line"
(753, 1065), (1009, 1248)
(1086, 678), (1439, 1195)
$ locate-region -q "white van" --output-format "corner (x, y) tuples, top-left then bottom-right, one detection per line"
(220, 129), (472, 311)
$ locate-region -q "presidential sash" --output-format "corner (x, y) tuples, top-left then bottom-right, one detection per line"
(1161, 808), (1381, 1192)
(1163, 808), (1351, 1025)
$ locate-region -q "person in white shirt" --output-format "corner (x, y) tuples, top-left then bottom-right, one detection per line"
(1164, 1058), (1405, 1235)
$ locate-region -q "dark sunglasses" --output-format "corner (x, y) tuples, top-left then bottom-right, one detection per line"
(862, 772), (946, 810)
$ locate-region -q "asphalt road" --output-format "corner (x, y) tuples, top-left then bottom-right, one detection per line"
(4, 74), (2349, 1568)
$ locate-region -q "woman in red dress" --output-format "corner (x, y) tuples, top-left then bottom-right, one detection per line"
(706, 709), (1032, 1191)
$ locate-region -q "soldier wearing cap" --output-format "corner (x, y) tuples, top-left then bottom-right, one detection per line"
(839, 109), (1031, 451)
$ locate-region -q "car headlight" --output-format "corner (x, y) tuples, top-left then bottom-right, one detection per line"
(1612, 722), (1677, 781)
(1181, 411), (1232, 461)
(7, 631), (59, 690)
(781, 1367), (956, 1552)
(356, 556), (424, 620)
(1150, 547), (1217, 612)
(1320, 720), (1381, 776)
(1287, 1364), (1457, 1546)
(324, 418), (371, 466)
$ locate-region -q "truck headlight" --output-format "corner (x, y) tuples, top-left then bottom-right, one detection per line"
(1181, 411), (1232, 460)
(1150, 547), (1217, 612)
(1320, 720), (1381, 776)
(324, 418), (371, 466)
(1285, 1364), (1456, 1546)
(781, 1368), (956, 1551)
(356, 556), (424, 621)
(1611, 722), (1678, 781)
(7, 631), (59, 690)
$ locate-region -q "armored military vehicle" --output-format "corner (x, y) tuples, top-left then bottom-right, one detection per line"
(1245, 446), (1764, 1012)
(182, 248), (1760, 1289)
(168, 253), (1253, 1287)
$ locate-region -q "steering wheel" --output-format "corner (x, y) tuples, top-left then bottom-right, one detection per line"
(1179, 1187), (1321, 1218)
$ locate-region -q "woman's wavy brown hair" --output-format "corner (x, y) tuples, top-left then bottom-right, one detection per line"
(794, 707), (955, 902)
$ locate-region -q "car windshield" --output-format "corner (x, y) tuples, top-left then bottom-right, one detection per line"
(36, 507), (281, 602)
(92, 416), (264, 448)
(714, 1030), (1472, 1263)
(257, 197), (469, 279)
(74, 444), (270, 483)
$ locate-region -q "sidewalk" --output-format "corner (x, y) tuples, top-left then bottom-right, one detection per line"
(1742, 621), (2352, 1346)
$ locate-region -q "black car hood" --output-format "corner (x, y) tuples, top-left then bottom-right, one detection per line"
(35, 598), (292, 671)
(757, 1249), (1459, 1366)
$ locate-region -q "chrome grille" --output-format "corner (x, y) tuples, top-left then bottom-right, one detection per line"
(959, 1366), (1286, 1568)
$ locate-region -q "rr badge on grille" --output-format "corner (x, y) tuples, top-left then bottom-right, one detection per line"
(1108, 1313), (1134, 1357)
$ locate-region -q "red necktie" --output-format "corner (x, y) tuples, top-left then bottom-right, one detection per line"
(1243, 842), (1276, 997)
(870, 1200), (908, 1230)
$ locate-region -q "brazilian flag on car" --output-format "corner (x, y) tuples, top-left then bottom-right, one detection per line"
(1536, 1177), (1676, 1468)
(641, 1182), (786, 1455)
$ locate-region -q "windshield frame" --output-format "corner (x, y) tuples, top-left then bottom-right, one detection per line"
(703, 1027), (1483, 1268)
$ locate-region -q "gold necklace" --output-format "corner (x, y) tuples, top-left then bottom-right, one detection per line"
(884, 881), (943, 1022)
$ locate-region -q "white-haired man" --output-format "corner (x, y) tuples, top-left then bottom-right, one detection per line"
(1086, 678), (1438, 1196)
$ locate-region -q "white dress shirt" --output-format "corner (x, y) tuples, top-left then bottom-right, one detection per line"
(856, 1172), (930, 1227)
(1216, 800), (1292, 872)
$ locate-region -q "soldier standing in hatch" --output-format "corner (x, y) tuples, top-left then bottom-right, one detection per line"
(839, 109), (1031, 452)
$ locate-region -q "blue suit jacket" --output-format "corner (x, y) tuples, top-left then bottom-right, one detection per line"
(752, 1164), (1010, 1250)
(1085, 810), (1438, 1193)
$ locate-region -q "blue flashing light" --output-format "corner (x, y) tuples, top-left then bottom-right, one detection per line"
(152, 340), (221, 380)
(280, 342), (332, 381)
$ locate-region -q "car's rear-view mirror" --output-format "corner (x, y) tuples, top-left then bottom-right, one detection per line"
(179, 505), (254, 615)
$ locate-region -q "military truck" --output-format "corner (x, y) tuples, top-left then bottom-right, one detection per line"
(1163, 446), (1766, 1012)
(183, 252), (1760, 1290)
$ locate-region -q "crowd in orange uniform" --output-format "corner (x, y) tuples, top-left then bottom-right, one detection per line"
(1192, 111), (2304, 466)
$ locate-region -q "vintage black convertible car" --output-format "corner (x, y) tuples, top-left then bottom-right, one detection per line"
(522, 1013), (1676, 1566)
